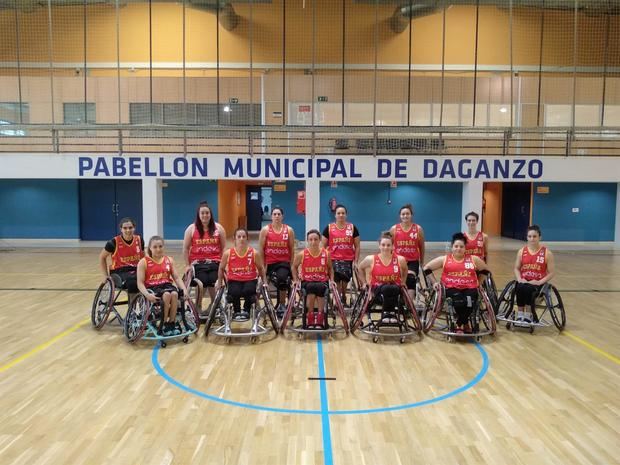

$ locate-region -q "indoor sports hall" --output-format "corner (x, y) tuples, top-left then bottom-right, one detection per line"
(0, 1), (619, 464)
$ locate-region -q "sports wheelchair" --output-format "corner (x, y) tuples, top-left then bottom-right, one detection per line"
(124, 290), (200, 348)
(91, 273), (133, 330)
(183, 260), (220, 323)
(422, 280), (496, 342)
(264, 264), (293, 321)
(202, 278), (279, 343)
(349, 284), (422, 343)
(280, 281), (349, 338)
(496, 280), (566, 333)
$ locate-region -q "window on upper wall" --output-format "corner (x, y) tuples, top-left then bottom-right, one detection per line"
(0, 102), (29, 136)
(63, 103), (96, 136)
(129, 102), (262, 137)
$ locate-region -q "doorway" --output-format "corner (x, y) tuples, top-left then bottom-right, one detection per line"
(501, 182), (531, 240)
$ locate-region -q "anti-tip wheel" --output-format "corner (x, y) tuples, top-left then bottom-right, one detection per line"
(372, 336), (379, 343)
(183, 336), (189, 343)
(160, 341), (167, 348)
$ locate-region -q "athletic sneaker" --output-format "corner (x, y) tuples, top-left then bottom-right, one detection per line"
(463, 323), (472, 334)
(174, 323), (182, 335)
(162, 323), (173, 337)
(234, 311), (250, 322)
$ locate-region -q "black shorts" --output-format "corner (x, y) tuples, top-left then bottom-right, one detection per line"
(193, 262), (219, 287)
(148, 283), (179, 298)
(110, 268), (138, 293)
(405, 261), (420, 290)
(302, 281), (328, 297)
(515, 282), (543, 307)
(267, 262), (292, 290)
(332, 260), (353, 283)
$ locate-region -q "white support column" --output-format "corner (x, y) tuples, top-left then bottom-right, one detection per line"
(142, 177), (163, 241)
(615, 183), (620, 248)
(461, 180), (484, 232)
(305, 178), (321, 235)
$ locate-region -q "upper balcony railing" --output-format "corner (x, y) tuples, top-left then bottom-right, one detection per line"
(0, 125), (619, 157)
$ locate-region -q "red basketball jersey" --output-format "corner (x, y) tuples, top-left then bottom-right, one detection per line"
(520, 246), (548, 281)
(326, 223), (356, 261)
(110, 234), (143, 270)
(393, 223), (421, 261)
(464, 231), (485, 260)
(370, 253), (402, 287)
(227, 247), (258, 282)
(263, 224), (291, 264)
(441, 254), (478, 289)
(189, 226), (222, 262)
(300, 248), (329, 282)
(144, 256), (174, 287)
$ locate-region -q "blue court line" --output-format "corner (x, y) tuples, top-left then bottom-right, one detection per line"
(316, 337), (334, 465)
(152, 347), (321, 415)
(152, 342), (489, 416)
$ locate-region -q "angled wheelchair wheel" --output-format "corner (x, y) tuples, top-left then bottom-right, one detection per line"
(545, 284), (566, 331)
(204, 286), (225, 338)
(423, 286), (444, 333)
(478, 286), (497, 333)
(125, 294), (150, 343)
(91, 277), (115, 329)
(329, 281), (349, 334)
(483, 274), (500, 315)
(496, 280), (517, 320)
(400, 286), (423, 333)
(260, 284), (280, 332)
(350, 288), (371, 333)
(279, 283), (303, 334)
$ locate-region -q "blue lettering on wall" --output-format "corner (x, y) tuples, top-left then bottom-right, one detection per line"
(529, 159), (543, 178)
(174, 158), (188, 177)
(474, 160), (489, 178)
(94, 158), (110, 176)
(394, 159), (407, 178)
(349, 159), (362, 178)
(377, 159), (391, 178)
(112, 157), (126, 176)
(225, 158), (243, 177)
(424, 159), (438, 178)
(78, 157), (93, 176)
(458, 159), (472, 179)
(129, 157), (140, 176)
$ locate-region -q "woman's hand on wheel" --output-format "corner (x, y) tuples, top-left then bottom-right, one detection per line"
(146, 294), (159, 303)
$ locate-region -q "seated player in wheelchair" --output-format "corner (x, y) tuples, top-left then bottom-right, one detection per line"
(351, 231), (421, 343)
(291, 229), (334, 330)
(422, 232), (491, 335)
(258, 206), (295, 318)
(495, 227), (564, 333)
(514, 225), (555, 324)
(217, 228), (267, 321)
(92, 217), (144, 329)
(137, 235), (189, 337)
(321, 204), (361, 307)
(182, 201), (227, 313)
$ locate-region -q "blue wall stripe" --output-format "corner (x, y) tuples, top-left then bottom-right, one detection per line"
(320, 181), (462, 241)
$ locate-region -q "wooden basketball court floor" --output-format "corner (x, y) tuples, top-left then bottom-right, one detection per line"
(0, 241), (618, 465)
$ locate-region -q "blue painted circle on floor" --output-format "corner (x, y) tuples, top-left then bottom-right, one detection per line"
(152, 342), (489, 415)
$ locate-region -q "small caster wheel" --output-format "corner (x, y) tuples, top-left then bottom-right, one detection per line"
(506, 322), (512, 330)
(529, 326), (535, 334)
(298, 333), (303, 340)
(183, 336), (189, 344)
(160, 341), (167, 348)
(475, 336), (482, 343)
(400, 336), (406, 344)
(372, 336), (379, 343)
(328, 333), (333, 340)
(250, 336), (257, 344)
(226, 337), (232, 344)
(447, 336), (454, 343)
